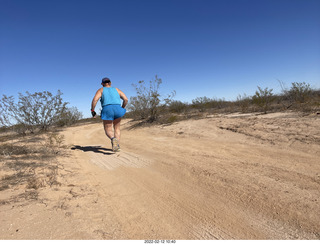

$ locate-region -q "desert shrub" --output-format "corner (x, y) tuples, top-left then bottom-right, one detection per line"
(44, 132), (65, 154)
(236, 93), (252, 113)
(214, 98), (228, 110)
(252, 86), (275, 113)
(167, 115), (178, 123)
(192, 96), (212, 112)
(191, 96), (229, 113)
(288, 82), (312, 104)
(0, 96), (12, 129)
(309, 89), (320, 109)
(169, 100), (188, 113)
(127, 96), (149, 120)
(128, 75), (175, 122)
(12, 123), (29, 136)
(278, 81), (318, 111)
(0, 91), (68, 132)
(128, 76), (161, 121)
(55, 106), (83, 127)
(156, 114), (181, 125)
(0, 90), (83, 133)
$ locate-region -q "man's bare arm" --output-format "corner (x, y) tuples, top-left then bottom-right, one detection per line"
(91, 88), (103, 111)
(116, 88), (129, 108)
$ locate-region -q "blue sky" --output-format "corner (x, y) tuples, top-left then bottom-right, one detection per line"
(1, 0), (320, 118)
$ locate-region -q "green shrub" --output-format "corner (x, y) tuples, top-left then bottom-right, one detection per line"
(288, 82), (312, 104)
(236, 93), (252, 113)
(252, 86), (275, 113)
(192, 96), (212, 112)
(169, 100), (188, 113)
(128, 75), (175, 122)
(55, 106), (83, 127)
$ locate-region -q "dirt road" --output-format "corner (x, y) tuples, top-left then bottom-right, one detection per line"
(1, 112), (320, 239)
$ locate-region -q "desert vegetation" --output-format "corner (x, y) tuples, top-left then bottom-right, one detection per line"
(0, 90), (79, 206)
(0, 131), (66, 205)
(0, 90), (83, 135)
(126, 77), (320, 124)
(127, 75), (175, 122)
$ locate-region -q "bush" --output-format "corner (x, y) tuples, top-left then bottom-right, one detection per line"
(288, 82), (312, 104)
(252, 86), (275, 113)
(169, 100), (188, 113)
(128, 75), (175, 122)
(55, 106), (83, 127)
(192, 96), (212, 112)
(278, 81), (318, 111)
(0, 90), (82, 133)
(236, 93), (252, 113)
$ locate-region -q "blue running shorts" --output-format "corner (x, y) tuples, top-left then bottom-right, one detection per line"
(101, 104), (126, 121)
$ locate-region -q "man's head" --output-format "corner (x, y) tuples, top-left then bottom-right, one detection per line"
(102, 77), (111, 83)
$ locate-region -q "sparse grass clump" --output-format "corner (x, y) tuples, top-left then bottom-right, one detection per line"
(0, 143), (30, 157)
(44, 132), (66, 154)
(0, 130), (66, 205)
(167, 115), (178, 124)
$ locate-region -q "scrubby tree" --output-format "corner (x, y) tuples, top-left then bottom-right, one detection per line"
(0, 90), (79, 133)
(192, 96), (212, 112)
(252, 86), (275, 113)
(0, 95), (14, 128)
(17, 91), (68, 131)
(236, 93), (251, 113)
(278, 81), (314, 109)
(288, 82), (312, 104)
(128, 75), (175, 122)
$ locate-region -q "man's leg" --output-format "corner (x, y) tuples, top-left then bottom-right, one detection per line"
(103, 120), (114, 139)
(113, 118), (122, 141)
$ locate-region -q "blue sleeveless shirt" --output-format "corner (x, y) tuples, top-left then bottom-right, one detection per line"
(100, 87), (121, 106)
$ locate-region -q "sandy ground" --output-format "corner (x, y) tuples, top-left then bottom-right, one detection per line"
(1, 112), (319, 240)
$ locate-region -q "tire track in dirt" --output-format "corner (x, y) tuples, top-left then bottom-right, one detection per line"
(89, 150), (150, 170)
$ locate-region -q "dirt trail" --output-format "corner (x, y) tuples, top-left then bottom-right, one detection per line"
(1, 112), (320, 239)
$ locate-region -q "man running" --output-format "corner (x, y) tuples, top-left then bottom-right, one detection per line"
(91, 77), (128, 152)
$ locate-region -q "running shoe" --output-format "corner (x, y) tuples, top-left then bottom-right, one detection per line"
(111, 138), (120, 152)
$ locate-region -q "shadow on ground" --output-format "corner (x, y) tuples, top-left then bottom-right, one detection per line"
(71, 145), (114, 155)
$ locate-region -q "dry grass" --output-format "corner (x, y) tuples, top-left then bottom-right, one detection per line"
(0, 131), (66, 205)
